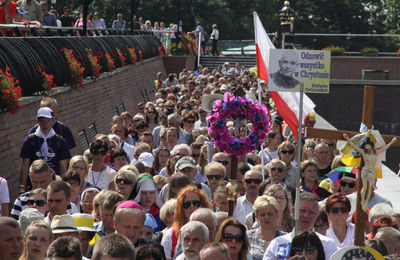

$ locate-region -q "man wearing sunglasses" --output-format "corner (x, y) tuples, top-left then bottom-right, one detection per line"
(233, 170), (262, 224)
(263, 192), (338, 260)
(212, 152), (231, 176)
(11, 160), (76, 220)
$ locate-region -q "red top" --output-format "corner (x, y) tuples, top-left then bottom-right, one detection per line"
(0, 1), (17, 24)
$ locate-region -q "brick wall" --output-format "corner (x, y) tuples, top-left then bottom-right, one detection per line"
(0, 55), (195, 201)
(331, 56), (400, 80)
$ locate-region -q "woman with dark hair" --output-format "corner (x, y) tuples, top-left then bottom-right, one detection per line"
(161, 186), (212, 260)
(289, 231), (325, 260)
(277, 141), (297, 191)
(136, 243), (166, 260)
(215, 219), (250, 260)
(258, 130), (282, 164)
(87, 139), (117, 190)
(181, 111), (197, 134)
(165, 173), (191, 202)
(300, 160), (331, 201)
(153, 147), (170, 175)
(110, 147), (128, 171)
(325, 193), (354, 248)
(145, 102), (159, 131)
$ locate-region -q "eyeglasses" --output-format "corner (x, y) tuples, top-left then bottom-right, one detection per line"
(280, 150), (294, 155)
(271, 167), (284, 172)
(216, 160), (229, 166)
(293, 246), (317, 255)
(330, 207), (349, 214)
(192, 154), (200, 158)
(116, 178), (133, 185)
(340, 181), (355, 188)
(207, 174), (223, 180)
(185, 120), (195, 124)
(182, 200), (201, 209)
(244, 178), (262, 184)
(92, 149), (107, 155)
(27, 200), (46, 207)
(222, 233), (244, 243)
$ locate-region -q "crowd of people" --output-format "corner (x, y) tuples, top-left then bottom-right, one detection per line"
(0, 61), (399, 260)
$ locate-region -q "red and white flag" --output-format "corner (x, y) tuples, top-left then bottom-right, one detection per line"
(254, 11), (315, 140)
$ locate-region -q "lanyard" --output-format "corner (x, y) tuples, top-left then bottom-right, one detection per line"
(91, 168), (104, 188)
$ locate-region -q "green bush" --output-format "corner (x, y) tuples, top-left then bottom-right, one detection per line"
(322, 45), (346, 56)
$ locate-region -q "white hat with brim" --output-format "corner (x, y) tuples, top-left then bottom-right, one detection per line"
(51, 214), (78, 234)
(201, 94), (224, 112)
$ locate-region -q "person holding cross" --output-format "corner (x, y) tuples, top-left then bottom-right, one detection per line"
(343, 133), (397, 211)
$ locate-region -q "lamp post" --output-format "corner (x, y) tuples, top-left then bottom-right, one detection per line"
(279, 1), (295, 49)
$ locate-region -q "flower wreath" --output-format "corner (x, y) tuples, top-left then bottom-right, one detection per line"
(207, 92), (271, 158)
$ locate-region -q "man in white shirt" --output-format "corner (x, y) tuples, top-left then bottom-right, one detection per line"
(263, 192), (338, 260)
(233, 170), (262, 224)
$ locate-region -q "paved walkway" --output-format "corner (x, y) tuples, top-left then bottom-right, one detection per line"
(314, 112), (400, 212)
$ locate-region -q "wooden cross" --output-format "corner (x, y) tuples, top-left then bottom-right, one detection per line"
(305, 86), (400, 246)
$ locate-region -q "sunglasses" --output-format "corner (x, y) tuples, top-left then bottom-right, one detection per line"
(280, 150), (294, 155)
(182, 200), (201, 209)
(27, 200), (46, 207)
(340, 181), (355, 188)
(207, 174), (223, 180)
(216, 160), (229, 166)
(271, 167), (284, 172)
(244, 178), (262, 184)
(330, 207), (349, 214)
(293, 246), (317, 254)
(223, 233), (244, 243)
(116, 178), (133, 185)
(185, 120), (195, 124)
(92, 149), (107, 155)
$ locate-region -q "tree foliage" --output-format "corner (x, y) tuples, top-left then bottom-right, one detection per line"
(51, 0), (400, 51)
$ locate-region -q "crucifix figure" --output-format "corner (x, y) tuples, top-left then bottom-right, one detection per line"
(343, 133), (397, 211)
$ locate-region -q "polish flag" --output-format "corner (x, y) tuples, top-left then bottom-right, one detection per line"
(254, 12), (315, 140)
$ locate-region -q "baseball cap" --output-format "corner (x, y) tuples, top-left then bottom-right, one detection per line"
(51, 214), (78, 234)
(175, 156), (196, 171)
(37, 107), (54, 119)
(138, 152), (154, 168)
(304, 112), (316, 122)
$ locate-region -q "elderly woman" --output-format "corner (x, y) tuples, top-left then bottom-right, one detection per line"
(161, 186), (212, 260)
(80, 187), (99, 214)
(325, 193), (354, 248)
(205, 162), (226, 197)
(300, 160), (331, 201)
(267, 158), (287, 186)
(114, 169), (138, 200)
(134, 175), (165, 232)
(215, 219), (251, 260)
(247, 195), (285, 260)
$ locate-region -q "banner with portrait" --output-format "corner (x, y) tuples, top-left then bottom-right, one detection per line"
(268, 49), (331, 93)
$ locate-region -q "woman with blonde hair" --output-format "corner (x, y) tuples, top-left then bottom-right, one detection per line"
(27, 188), (48, 216)
(159, 199), (177, 232)
(161, 186), (212, 260)
(19, 220), (52, 260)
(264, 184), (294, 232)
(113, 169), (138, 200)
(68, 155), (90, 193)
(247, 195), (284, 260)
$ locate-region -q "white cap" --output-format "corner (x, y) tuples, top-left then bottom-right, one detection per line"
(37, 107), (54, 119)
(138, 152), (154, 168)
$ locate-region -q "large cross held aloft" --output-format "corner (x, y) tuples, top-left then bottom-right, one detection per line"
(305, 86), (400, 246)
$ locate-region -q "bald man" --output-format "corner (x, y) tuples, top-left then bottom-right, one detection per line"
(269, 50), (300, 89)
(233, 170), (263, 224)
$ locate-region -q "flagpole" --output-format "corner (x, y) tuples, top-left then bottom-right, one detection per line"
(294, 83), (304, 234)
(197, 32), (201, 67)
(257, 78), (265, 181)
